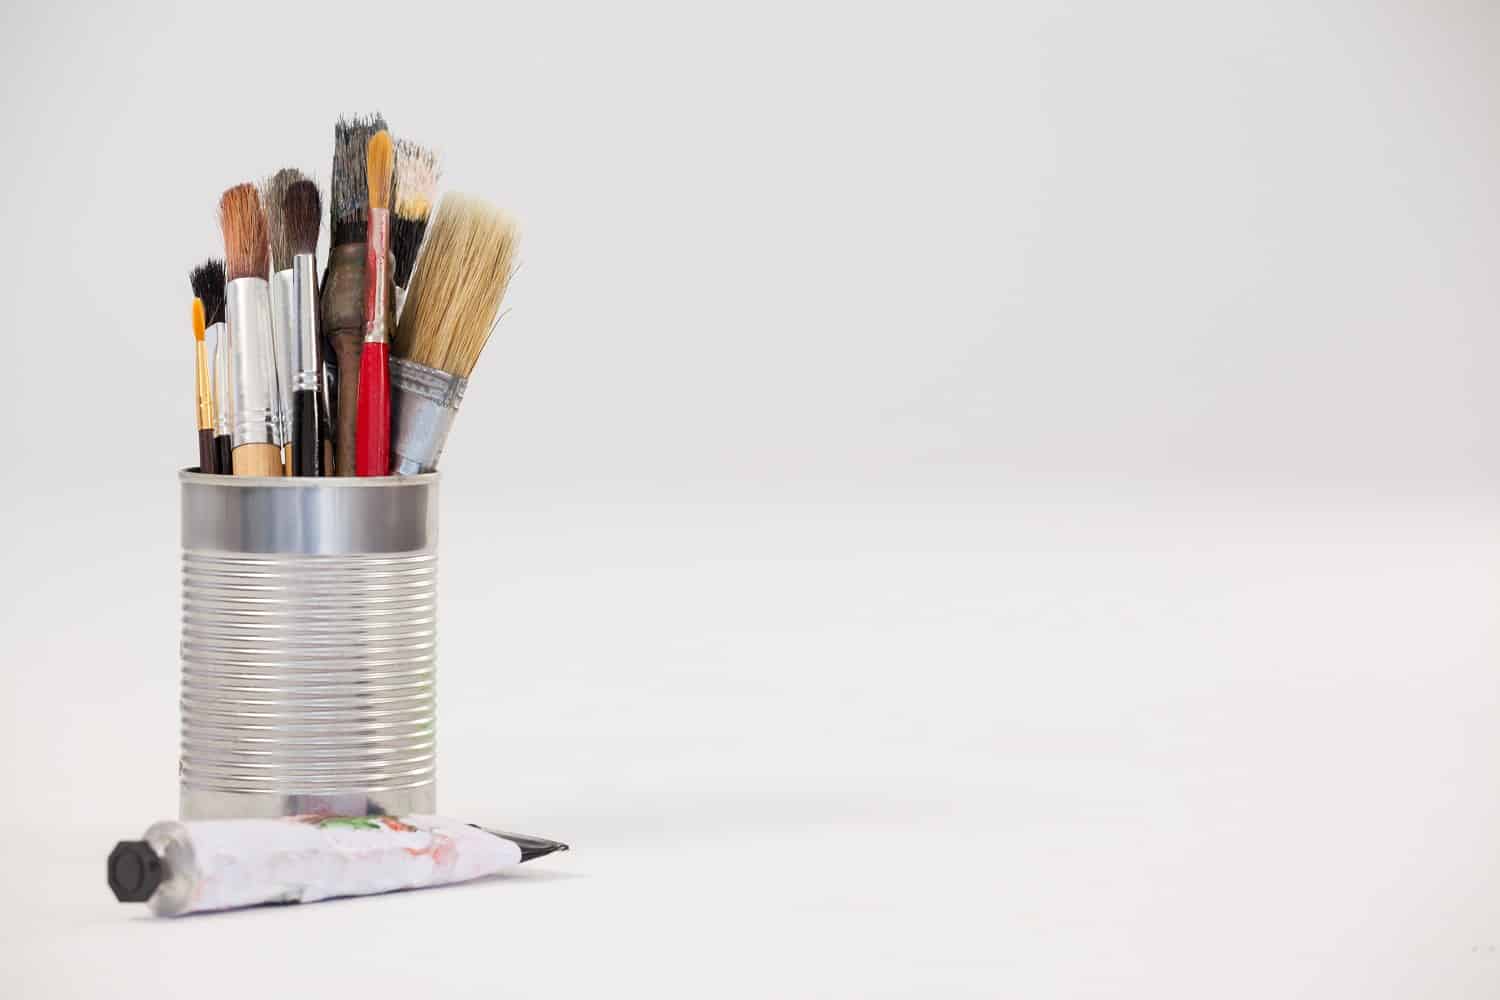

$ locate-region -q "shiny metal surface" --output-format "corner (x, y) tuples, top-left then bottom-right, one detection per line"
(269, 269), (296, 445)
(390, 357), (467, 475)
(291, 254), (322, 392)
(179, 472), (439, 819)
(210, 322), (232, 438)
(226, 276), (281, 447)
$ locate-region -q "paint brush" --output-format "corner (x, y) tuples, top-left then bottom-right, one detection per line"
(190, 298), (216, 473)
(218, 183), (282, 476)
(390, 193), (520, 473)
(262, 168), (308, 471)
(392, 138), (441, 317)
(189, 259), (231, 473)
(324, 113), (387, 475)
(284, 179), (326, 476)
(356, 130), (395, 475)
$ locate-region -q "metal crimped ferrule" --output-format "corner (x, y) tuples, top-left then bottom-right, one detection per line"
(226, 277), (281, 448)
(269, 270), (296, 444)
(390, 357), (468, 475)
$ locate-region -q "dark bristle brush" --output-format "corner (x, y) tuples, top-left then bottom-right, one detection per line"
(189, 259), (230, 473)
(324, 112), (387, 475)
(392, 138), (441, 317)
(283, 179), (327, 476)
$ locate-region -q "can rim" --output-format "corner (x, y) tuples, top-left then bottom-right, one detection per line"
(180, 468), (439, 488)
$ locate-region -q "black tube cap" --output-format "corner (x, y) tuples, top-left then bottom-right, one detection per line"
(108, 841), (163, 902)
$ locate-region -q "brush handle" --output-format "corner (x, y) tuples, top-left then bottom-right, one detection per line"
(291, 388), (323, 477)
(197, 428), (217, 474)
(355, 342), (391, 476)
(215, 435), (233, 476)
(232, 442), (283, 477)
(332, 332), (363, 475)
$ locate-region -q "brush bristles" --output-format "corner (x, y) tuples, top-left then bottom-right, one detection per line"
(394, 139), (441, 221)
(392, 139), (442, 287)
(367, 131), (394, 213)
(261, 168), (308, 271)
(284, 180), (322, 257)
(394, 193), (520, 378)
(189, 259), (226, 325)
(192, 298), (206, 341)
(331, 112), (387, 244)
(219, 183), (270, 281)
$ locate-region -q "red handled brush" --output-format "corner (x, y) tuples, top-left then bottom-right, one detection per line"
(355, 130), (395, 475)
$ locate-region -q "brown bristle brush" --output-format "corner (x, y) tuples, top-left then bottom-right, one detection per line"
(262, 167), (308, 471)
(389, 193), (520, 474)
(323, 112), (388, 475)
(218, 183), (282, 476)
(284, 179), (329, 476)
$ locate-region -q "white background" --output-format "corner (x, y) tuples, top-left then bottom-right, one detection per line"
(2, 1), (1498, 996)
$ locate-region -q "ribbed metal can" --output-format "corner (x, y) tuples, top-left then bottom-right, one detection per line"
(178, 470), (440, 820)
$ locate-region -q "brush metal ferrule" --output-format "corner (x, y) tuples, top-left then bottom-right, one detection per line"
(226, 277), (281, 448)
(269, 269), (295, 445)
(209, 322), (232, 438)
(390, 357), (467, 475)
(364, 208), (391, 346)
(291, 254), (322, 392)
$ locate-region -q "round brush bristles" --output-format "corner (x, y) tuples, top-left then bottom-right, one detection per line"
(366, 131), (394, 212)
(189, 259), (227, 325)
(331, 113), (387, 245)
(394, 193), (520, 379)
(219, 183), (270, 281)
(283, 180), (322, 258)
(261, 168), (308, 272)
(392, 139), (442, 287)
(192, 298), (206, 341)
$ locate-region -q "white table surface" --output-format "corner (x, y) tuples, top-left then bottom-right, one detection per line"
(5, 493), (1498, 997)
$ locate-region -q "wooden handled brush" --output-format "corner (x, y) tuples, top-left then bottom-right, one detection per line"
(324, 113), (387, 475)
(356, 130), (395, 476)
(191, 298), (216, 473)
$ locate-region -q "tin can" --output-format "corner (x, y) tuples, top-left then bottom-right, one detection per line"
(178, 471), (439, 819)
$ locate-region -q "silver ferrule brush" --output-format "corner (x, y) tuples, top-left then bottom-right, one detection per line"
(226, 277), (280, 447)
(269, 269), (295, 445)
(290, 254), (322, 392)
(390, 356), (468, 474)
(209, 321), (232, 438)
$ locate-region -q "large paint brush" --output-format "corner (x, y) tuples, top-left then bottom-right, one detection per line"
(218, 183), (282, 476)
(323, 113), (387, 475)
(390, 193), (520, 473)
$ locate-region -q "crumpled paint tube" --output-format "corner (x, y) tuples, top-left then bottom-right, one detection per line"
(107, 814), (568, 916)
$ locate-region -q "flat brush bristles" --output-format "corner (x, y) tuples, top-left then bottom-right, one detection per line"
(192, 298), (206, 341)
(261, 168), (308, 271)
(219, 184), (270, 281)
(283, 180), (322, 257)
(331, 112), (387, 245)
(395, 193), (520, 379)
(392, 139), (441, 287)
(189, 259), (226, 325)
(367, 131), (394, 212)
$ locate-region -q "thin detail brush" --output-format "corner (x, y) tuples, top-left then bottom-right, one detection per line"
(263, 168), (308, 470)
(219, 183), (282, 476)
(190, 260), (231, 473)
(191, 298), (216, 473)
(389, 193), (521, 473)
(356, 130), (395, 475)
(284, 179), (326, 476)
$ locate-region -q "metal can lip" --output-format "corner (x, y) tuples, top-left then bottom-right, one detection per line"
(179, 467), (438, 487)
